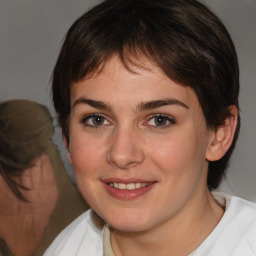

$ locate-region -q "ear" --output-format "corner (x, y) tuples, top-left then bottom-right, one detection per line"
(206, 105), (238, 161)
(62, 133), (72, 164)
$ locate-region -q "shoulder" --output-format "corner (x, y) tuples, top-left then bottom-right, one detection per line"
(216, 192), (256, 230)
(43, 209), (104, 256)
(195, 193), (256, 255)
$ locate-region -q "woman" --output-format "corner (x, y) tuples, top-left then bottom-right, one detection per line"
(45, 0), (256, 255)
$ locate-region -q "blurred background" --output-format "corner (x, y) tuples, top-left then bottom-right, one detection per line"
(0, 0), (255, 201)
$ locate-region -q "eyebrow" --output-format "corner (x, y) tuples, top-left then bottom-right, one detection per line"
(137, 98), (189, 111)
(72, 98), (110, 110)
(72, 97), (189, 111)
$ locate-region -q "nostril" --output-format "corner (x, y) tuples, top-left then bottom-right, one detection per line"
(106, 146), (145, 169)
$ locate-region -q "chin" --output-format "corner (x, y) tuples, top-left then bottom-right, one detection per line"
(103, 210), (154, 233)
(111, 222), (149, 233)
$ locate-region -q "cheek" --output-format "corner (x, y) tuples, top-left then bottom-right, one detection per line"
(146, 130), (209, 191)
(68, 134), (106, 207)
(69, 134), (105, 175)
(147, 132), (197, 171)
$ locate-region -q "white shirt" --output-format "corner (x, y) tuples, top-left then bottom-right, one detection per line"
(44, 192), (256, 255)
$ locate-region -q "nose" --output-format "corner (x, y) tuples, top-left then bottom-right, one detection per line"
(106, 126), (145, 169)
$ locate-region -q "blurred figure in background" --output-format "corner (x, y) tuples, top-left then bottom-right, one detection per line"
(0, 99), (88, 256)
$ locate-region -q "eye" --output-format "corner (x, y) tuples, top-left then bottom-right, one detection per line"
(146, 114), (175, 128)
(80, 114), (110, 127)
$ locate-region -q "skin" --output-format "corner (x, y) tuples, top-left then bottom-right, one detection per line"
(66, 56), (237, 255)
(0, 154), (58, 256)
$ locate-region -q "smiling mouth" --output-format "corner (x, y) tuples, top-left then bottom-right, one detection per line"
(107, 182), (152, 190)
(103, 180), (156, 200)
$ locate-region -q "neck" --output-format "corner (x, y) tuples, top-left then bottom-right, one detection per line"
(110, 187), (224, 256)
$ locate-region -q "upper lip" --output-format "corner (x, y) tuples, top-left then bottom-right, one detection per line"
(101, 178), (156, 184)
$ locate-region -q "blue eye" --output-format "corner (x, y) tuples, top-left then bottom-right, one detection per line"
(80, 114), (110, 127)
(147, 114), (175, 128)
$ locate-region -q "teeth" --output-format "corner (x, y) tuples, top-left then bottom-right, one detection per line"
(108, 182), (151, 190)
(127, 183), (135, 190)
(118, 183), (126, 189)
(135, 183), (142, 189)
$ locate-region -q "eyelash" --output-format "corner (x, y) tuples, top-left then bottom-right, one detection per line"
(145, 114), (176, 129)
(80, 114), (110, 128)
(79, 113), (176, 129)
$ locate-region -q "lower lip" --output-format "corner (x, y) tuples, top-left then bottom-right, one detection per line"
(102, 182), (156, 200)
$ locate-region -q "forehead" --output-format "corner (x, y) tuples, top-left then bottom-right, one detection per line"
(71, 56), (200, 111)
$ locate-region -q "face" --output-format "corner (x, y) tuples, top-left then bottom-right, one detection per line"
(67, 57), (215, 233)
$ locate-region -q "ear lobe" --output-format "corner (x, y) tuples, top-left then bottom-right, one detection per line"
(62, 133), (72, 164)
(62, 133), (69, 150)
(206, 105), (238, 162)
(67, 152), (73, 164)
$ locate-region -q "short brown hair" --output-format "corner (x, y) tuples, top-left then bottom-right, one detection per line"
(52, 0), (240, 189)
